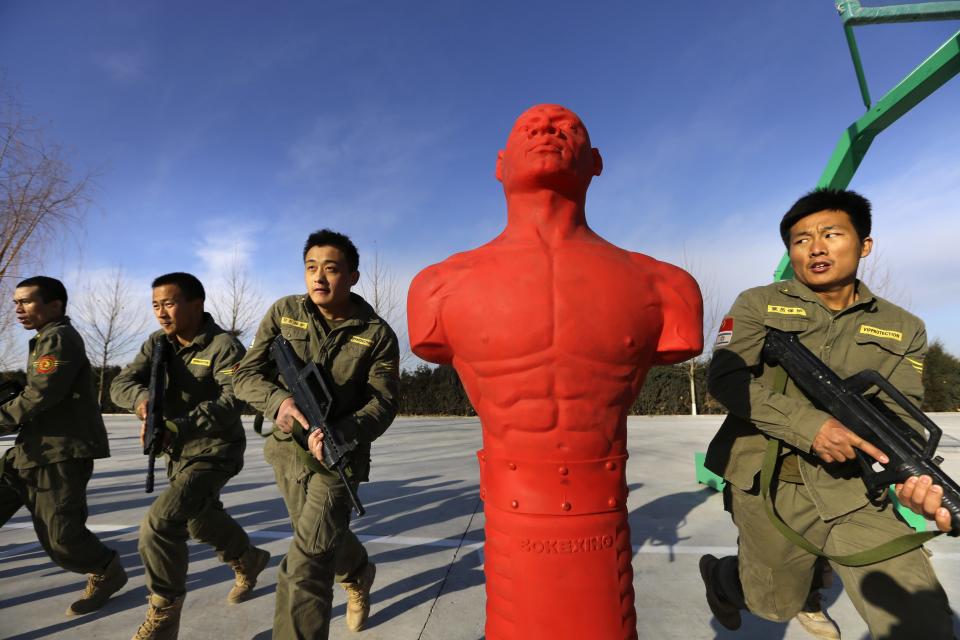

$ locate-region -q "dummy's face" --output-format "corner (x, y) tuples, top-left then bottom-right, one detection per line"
(152, 284), (203, 337)
(13, 286), (62, 331)
(497, 104), (601, 191)
(788, 209), (872, 292)
(304, 245), (359, 311)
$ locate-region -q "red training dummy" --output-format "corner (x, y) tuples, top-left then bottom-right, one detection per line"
(408, 104), (703, 640)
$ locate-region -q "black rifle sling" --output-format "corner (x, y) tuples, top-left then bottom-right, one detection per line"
(761, 366), (942, 566)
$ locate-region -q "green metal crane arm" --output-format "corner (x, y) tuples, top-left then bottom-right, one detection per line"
(774, 29), (960, 281)
(837, 0), (960, 26)
(837, 1), (960, 108)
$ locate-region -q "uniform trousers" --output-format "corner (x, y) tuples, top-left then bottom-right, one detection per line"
(139, 458), (250, 599)
(0, 449), (115, 573)
(715, 480), (953, 639)
(265, 436), (368, 640)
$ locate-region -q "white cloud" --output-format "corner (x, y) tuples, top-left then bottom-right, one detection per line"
(192, 220), (262, 277)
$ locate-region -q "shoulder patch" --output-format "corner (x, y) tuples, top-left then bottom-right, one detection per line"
(350, 336), (374, 348)
(281, 316), (309, 330)
(217, 363), (238, 376)
(905, 357), (924, 373)
(766, 305), (807, 316)
(859, 325), (903, 342)
(190, 358), (212, 367)
(714, 317), (734, 347)
(34, 355), (59, 374)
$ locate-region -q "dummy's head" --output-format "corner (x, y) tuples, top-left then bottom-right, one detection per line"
(496, 104), (603, 196)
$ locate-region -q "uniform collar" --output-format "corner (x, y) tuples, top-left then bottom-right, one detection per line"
(300, 293), (380, 328)
(34, 316), (70, 338)
(165, 312), (219, 350)
(778, 279), (877, 315)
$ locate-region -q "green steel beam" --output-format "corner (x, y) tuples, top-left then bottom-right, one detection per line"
(837, 0), (960, 26)
(837, 1), (960, 109)
(844, 25), (874, 108)
(774, 28), (960, 282)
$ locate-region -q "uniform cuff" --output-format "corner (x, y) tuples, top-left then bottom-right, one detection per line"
(789, 407), (832, 453)
(266, 392), (294, 424)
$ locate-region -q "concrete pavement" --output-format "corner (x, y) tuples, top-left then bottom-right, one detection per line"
(2, 414), (960, 639)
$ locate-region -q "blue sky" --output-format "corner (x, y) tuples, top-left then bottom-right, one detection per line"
(2, 1), (959, 364)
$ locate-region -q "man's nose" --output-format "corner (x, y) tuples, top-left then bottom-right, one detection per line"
(530, 122), (557, 137)
(809, 238), (827, 255)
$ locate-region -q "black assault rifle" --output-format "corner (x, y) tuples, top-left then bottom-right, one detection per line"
(143, 337), (171, 494)
(270, 335), (365, 516)
(0, 379), (23, 407)
(763, 327), (960, 535)
(0, 379), (24, 435)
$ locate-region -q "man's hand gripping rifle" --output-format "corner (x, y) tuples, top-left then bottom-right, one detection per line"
(143, 337), (171, 494)
(270, 335), (365, 517)
(763, 327), (960, 535)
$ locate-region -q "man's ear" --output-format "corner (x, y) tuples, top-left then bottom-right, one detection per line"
(495, 150), (504, 182)
(860, 236), (873, 259)
(592, 148), (603, 177)
(349, 270), (361, 287)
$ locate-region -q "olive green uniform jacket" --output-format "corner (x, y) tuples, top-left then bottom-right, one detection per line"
(233, 293), (400, 481)
(705, 279), (926, 520)
(0, 317), (109, 469)
(110, 314), (246, 475)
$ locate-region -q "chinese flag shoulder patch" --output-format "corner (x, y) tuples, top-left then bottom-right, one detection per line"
(714, 317), (734, 347)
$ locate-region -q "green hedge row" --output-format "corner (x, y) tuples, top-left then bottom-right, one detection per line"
(4, 340), (958, 417)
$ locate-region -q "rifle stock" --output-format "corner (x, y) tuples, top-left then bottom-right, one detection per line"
(762, 327), (960, 535)
(270, 335), (365, 516)
(143, 337), (171, 493)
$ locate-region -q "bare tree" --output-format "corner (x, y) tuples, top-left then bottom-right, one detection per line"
(858, 246), (910, 309)
(75, 268), (148, 406)
(0, 85), (92, 369)
(209, 252), (263, 343)
(681, 249), (726, 415)
(1, 88), (91, 287)
(359, 246), (410, 368)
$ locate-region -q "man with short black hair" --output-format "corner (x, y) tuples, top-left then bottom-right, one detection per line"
(1, 275), (127, 616)
(700, 188), (953, 638)
(112, 272), (268, 640)
(235, 229), (400, 639)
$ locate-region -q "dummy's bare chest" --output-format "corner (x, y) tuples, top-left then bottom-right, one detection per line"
(441, 245), (663, 365)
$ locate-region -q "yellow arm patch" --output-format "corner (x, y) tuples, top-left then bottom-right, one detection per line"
(350, 336), (374, 347)
(281, 316), (309, 330)
(766, 305), (807, 316)
(190, 358), (212, 367)
(859, 325), (903, 342)
(905, 357), (924, 373)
